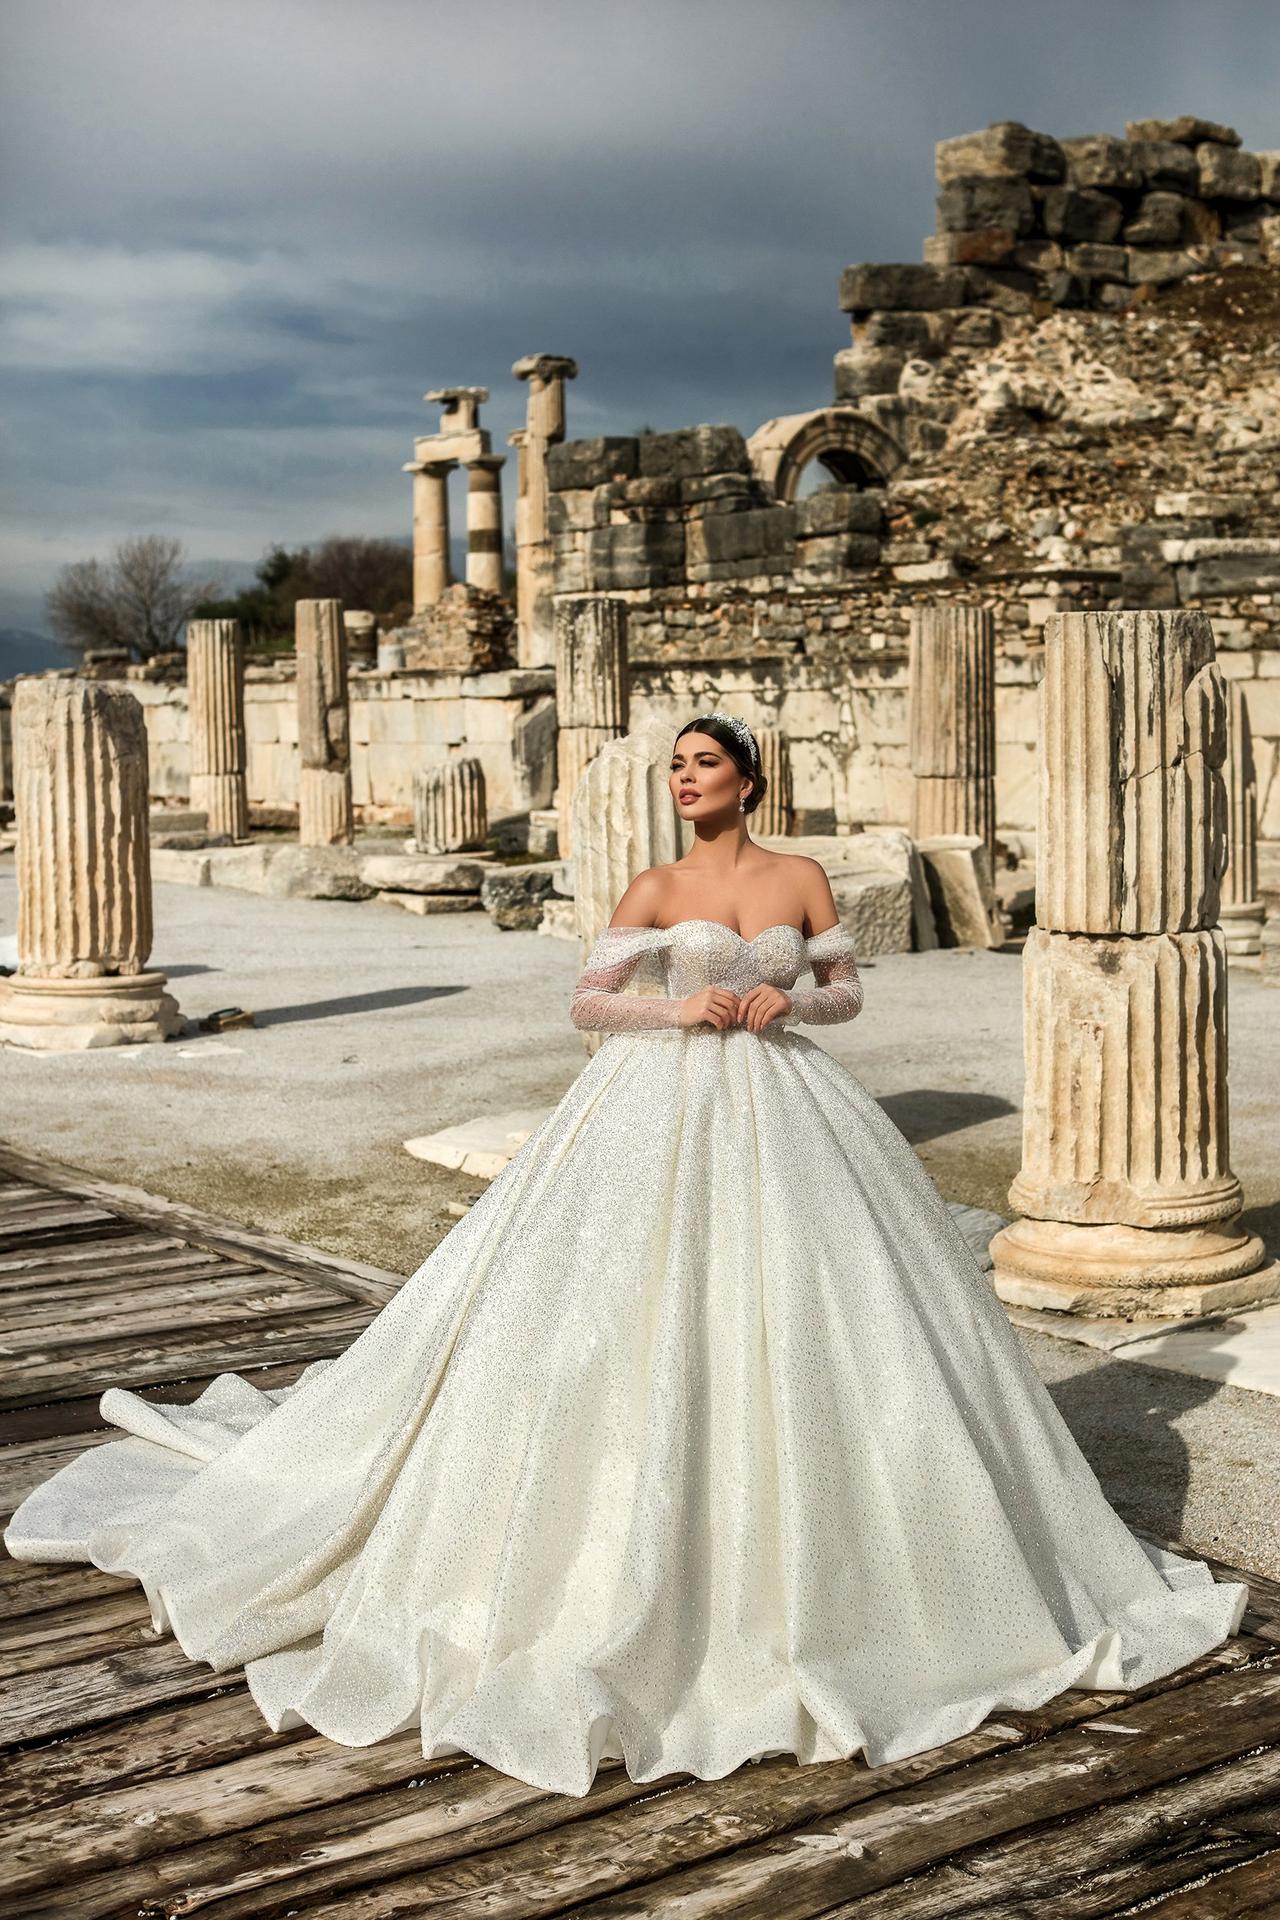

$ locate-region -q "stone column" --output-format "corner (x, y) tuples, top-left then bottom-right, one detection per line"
(754, 724), (793, 836)
(465, 453), (505, 594)
(572, 716), (687, 1056)
(1221, 681), (1265, 958)
(0, 678), (183, 1050)
(555, 595), (628, 858)
(296, 599), (353, 846)
(187, 618), (248, 839)
(990, 610), (1273, 1318)
(908, 605), (996, 861)
(406, 461), (455, 612)
(512, 354), (578, 668)
(413, 758), (488, 853)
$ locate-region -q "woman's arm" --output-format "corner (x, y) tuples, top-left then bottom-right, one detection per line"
(780, 860), (864, 1028)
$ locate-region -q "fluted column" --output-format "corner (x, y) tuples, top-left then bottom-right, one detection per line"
(465, 454), (505, 594)
(296, 599), (353, 846)
(512, 353), (578, 668)
(0, 677), (182, 1049)
(572, 716), (686, 1057)
(908, 605), (995, 859)
(1221, 681), (1264, 957)
(413, 758), (488, 853)
(990, 610), (1272, 1318)
(187, 618), (248, 838)
(407, 462), (455, 611)
(754, 724), (793, 836)
(554, 595), (628, 858)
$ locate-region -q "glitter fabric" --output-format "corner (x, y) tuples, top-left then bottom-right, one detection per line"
(569, 921), (864, 1033)
(3, 918), (1248, 1799)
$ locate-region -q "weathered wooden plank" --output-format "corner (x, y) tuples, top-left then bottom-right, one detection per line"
(0, 1218), (148, 1257)
(4, 1278), (356, 1344)
(0, 1305), (373, 1406)
(0, 1725), (481, 1903)
(0, 1356), (316, 1445)
(0, 1245), (238, 1289)
(2, 1686), (312, 1816)
(0, 1635), (244, 1745)
(1138, 1849), (1280, 1918)
(0, 1146), (405, 1306)
(0, 1545), (132, 1619)
(820, 1746), (1280, 1918)
(0, 1588), (152, 1675)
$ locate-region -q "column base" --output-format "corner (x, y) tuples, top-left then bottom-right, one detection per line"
(989, 1214), (1275, 1319)
(0, 971), (186, 1051)
(1220, 898), (1265, 957)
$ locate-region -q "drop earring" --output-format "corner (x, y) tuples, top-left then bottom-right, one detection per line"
(738, 795), (746, 812)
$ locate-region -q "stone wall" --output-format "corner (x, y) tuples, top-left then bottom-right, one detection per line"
(13, 661), (557, 826)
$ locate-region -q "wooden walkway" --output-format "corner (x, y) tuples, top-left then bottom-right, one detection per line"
(1, 1150), (1277, 1919)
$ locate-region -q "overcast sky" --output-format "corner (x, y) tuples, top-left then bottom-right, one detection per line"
(2, 0), (1277, 635)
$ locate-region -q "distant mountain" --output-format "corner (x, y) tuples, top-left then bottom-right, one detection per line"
(0, 629), (75, 680)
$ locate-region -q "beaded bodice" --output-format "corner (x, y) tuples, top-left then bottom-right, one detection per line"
(569, 918), (864, 1034)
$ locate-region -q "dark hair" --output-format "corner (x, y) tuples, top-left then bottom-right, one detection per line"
(674, 714), (769, 817)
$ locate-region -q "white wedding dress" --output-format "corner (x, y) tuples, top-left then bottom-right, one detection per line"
(4, 918), (1248, 1798)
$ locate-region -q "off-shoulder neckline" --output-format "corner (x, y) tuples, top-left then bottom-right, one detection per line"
(602, 918), (845, 946)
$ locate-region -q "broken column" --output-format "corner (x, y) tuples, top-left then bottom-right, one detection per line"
(404, 386), (499, 614)
(511, 354), (578, 668)
(296, 599), (353, 846)
(554, 595), (629, 859)
(0, 678), (183, 1050)
(465, 453), (506, 594)
(990, 609), (1273, 1317)
(908, 604), (996, 860)
(186, 618), (248, 839)
(1221, 681), (1265, 958)
(412, 758), (488, 854)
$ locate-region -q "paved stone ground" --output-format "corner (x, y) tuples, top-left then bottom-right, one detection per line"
(2, 857), (1277, 1577)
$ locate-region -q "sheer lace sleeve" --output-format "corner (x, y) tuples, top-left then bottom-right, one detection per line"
(569, 925), (685, 1033)
(779, 922), (864, 1028)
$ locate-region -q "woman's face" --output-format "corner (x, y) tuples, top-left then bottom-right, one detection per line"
(669, 730), (749, 820)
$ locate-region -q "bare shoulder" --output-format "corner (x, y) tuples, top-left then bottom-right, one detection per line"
(608, 866), (671, 928)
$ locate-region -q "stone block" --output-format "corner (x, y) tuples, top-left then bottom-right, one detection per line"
(832, 347), (905, 399)
(1122, 192), (1186, 246)
(1128, 141), (1200, 193)
(546, 437), (638, 491)
(838, 262), (969, 312)
(546, 488), (605, 535)
(680, 473), (761, 506)
(794, 488), (883, 535)
(935, 121), (1065, 184)
(480, 862), (558, 931)
(794, 533), (881, 572)
(685, 506), (795, 569)
(915, 835), (999, 947)
(1065, 242), (1129, 281)
(602, 475), (682, 512)
(1061, 136), (1144, 191)
(635, 425), (749, 479)
(584, 522), (686, 591)
(1196, 143), (1261, 200)
(1126, 248), (1200, 285)
(1040, 186), (1125, 243)
(358, 854), (488, 893)
(1125, 116), (1240, 148)
(829, 872), (913, 955)
(926, 229), (1020, 266)
(949, 309), (1004, 347)
(935, 176), (1035, 233)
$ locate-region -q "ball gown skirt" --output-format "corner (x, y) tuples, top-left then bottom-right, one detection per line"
(3, 918), (1248, 1798)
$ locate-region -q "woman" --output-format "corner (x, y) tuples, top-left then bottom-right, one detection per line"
(4, 711), (1247, 1799)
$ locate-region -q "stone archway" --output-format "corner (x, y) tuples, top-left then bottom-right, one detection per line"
(747, 407), (908, 503)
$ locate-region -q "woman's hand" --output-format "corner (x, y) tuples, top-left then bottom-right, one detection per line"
(736, 984), (792, 1032)
(678, 987), (742, 1030)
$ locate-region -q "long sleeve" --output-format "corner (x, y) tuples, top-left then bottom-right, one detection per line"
(778, 923), (864, 1028)
(569, 925), (685, 1033)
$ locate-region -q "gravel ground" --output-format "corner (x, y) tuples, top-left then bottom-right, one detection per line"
(3, 858), (1276, 1578)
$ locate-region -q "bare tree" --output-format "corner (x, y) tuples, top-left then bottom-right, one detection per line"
(47, 536), (221, 660)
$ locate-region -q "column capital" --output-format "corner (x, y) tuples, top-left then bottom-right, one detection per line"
(402, 456), (460, 476)
(465, 451), (506, 475)
(513, 354), (579, 386)
(425, 386), (489, 432)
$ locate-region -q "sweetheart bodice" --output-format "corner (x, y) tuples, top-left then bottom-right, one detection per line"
(656, 920), (808, 998)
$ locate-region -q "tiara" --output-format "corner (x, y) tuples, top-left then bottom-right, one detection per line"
(691, 710), (760, 767)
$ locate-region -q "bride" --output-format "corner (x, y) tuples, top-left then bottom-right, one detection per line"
(4, 710), (1248, 1799)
